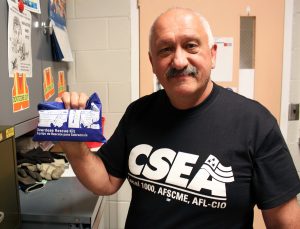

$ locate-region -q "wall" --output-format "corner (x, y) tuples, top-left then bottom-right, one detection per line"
(287, 0), (300, 202)
(66, 0), (132, 228)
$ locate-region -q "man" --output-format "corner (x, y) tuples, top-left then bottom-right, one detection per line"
(57, 7), (300, 228)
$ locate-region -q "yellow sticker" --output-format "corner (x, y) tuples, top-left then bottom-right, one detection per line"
(0, 133), (3, 141)
(6, 127), (15, 138)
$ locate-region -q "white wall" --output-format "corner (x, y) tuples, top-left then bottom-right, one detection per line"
(286, 0), (300, 202)
(280, 0), (300, 203)
(66, 0), (132, 228)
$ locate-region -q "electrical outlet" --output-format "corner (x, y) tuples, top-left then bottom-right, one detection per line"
(288, 103), (299, 121)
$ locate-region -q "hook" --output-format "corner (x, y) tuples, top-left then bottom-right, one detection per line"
(41, 20), (53, 35)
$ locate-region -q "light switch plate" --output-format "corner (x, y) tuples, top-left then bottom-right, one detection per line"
(288, 103), (299, 121)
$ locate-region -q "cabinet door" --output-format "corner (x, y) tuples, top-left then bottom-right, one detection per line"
(0, 1), (68, 137)
(0, 135), (20, 229)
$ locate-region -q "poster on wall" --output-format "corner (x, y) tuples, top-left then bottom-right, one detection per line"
(11, 72), (30, 112)
(211, 37), (233, 82)
(43, 67), (55, 101)
(7, 0), (32, 78)
(49, 0), (66, 27)
(57, 70), (67, 97)
(10, 0), (41, 14)
(49, 0), (73, 62)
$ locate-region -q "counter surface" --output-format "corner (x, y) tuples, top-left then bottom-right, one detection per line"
(20, 176), (103, 226)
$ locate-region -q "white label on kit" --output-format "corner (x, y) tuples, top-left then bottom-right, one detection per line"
(38, 110), (100, 130)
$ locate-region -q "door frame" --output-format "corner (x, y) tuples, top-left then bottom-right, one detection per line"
(280, 0), (294, 139)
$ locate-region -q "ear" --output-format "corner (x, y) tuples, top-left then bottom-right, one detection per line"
(210, 44), (217, 69)
(148, 51), (155, 73)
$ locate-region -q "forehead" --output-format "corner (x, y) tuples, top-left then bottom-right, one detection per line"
(151, 10), (207, 44)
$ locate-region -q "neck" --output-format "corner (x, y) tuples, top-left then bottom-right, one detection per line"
(169, 81), (214, 110)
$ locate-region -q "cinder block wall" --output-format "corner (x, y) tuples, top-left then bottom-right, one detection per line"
(66, 0), (132, 228)
(287, 0), (300, 202)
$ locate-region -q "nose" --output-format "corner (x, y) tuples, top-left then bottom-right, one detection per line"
(172, 47), (188, 69)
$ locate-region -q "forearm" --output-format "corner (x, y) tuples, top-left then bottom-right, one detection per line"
(59, 141), (123, 195)
(263, 197), (300, 229)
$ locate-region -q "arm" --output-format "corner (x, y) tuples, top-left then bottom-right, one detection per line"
(262, 197), (300, 228)
(60, 141), (124, 195)
(56, 92), (124, 195)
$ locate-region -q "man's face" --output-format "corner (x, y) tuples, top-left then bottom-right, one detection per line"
(149, 10), (217, 106)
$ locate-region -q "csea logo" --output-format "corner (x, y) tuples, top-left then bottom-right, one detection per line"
(128, 144), (234, 203)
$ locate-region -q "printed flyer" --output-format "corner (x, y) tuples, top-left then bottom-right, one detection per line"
(7, 0), (32, 78)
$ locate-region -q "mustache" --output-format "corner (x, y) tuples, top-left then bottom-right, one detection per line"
(166, 65), (198, 79)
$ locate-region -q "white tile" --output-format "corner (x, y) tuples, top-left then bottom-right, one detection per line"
(66, 0), (75, 19)
(67, 19), (107, 51)
(291, 50), (300, 80)
(287, 143), (300, 171)
(109, 201), (130, 229)
(108, 201), (118, 229)
(289, 80), (300, 103)
(117, 180), (132, 202)
(76, 50), (131, 82)
(294, 1), (300, 13)
(108, 83), (131, 112)
(287, 121), (300, 143)
(102, 113), (123, 138)
(108, 18), (131, 49)
(109, 192), (118, 202)
(292, 13), (300, 49)
(68, 82), (108, 113)
(75, 0), (130, 18)
(117, 202), (130, 229)
(99, 199), (110, 229)
(67, 52), (76, 84)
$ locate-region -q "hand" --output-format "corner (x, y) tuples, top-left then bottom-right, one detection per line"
(55, 92), (90, 154)
(55, 91), (89, 110)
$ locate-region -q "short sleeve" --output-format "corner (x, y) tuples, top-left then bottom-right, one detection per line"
(252, 123), (300, 209)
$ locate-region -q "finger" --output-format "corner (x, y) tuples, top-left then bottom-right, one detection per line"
(70, 91), (80, 109)
(55, 96), (62, 102)
(78, 92), (89, 110)
(61, 92), (71, 109)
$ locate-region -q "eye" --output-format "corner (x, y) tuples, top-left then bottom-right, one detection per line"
(157, 46), (174, 56)
(185, 42), (199, 52)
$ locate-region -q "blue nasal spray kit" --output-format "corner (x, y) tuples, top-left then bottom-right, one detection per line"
(33, 93), (106, 143)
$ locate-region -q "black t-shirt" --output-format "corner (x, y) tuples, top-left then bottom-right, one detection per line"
(97, 83), (300, 228)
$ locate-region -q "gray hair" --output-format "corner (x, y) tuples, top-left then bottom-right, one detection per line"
(149, 8), (215, 53)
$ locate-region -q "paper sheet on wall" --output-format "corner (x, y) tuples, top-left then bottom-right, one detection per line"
(211, 37), (233, 82)
(51, 22), (73, 62)
(57, 70), (67, 96)
(10, 0), (41, 14)
(12, 72), (30, 112)
(7, 0), (32, 78)
(49, 0), (66, 27)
